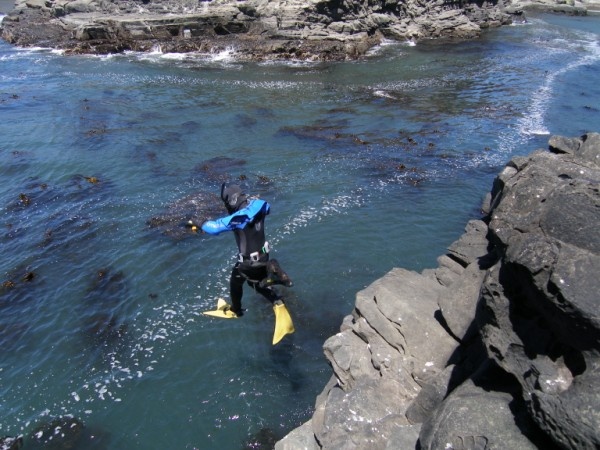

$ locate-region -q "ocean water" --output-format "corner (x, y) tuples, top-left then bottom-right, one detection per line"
(1, 12), (599, 449)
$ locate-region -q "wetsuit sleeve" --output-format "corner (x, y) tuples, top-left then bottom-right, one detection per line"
(200, 216), (239, 235)
(201, 200), (270, 235)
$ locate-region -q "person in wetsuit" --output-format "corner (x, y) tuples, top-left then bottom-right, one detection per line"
(201, 183), (292, 317)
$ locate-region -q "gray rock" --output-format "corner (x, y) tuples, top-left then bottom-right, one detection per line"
(275, 420), (319, 450)
(315, 268), (460, 448)
(317, 380), (412, 450)
(384, 424), (421, 450)
(480, 133), (600, 448)
(64, 0), (97, 14)
(422, 253), (465, 287)
(504, 0), (589, 15)
(419, 379), (538, 450)
(438, 260), (487, 342)
(405, 364), (455, 424)
(323, 326), (380, 390)
(447, 219), (489, 267)
(2, 0), (513, 59)
(355, 268), (458, 381)
(278, 133), (600, 450)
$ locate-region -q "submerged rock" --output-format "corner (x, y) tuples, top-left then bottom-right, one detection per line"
(0, 435), (23, 450)
(25, 416), (110, 450)
(276, 133), (600, 449)
(28, 416), (85, 449)
(243, 427), (281, 449)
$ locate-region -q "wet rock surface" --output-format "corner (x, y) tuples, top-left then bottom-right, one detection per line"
(276, 133), (600, 449)
(0, 0), (513, 60)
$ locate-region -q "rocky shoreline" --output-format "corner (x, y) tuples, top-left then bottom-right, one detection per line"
(2, 0), (599, 60)
(0, 0), (520, 60)
(276, 133), (600, 449)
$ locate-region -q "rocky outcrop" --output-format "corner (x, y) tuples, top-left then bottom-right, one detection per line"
(504, 0), (600, 15)
(0, 0), (512, 59)
(276, 133), (600, 449)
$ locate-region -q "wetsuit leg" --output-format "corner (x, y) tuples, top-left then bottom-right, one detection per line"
(248, 280), (281, 304)
(238, 263), (281, 305)
(230, 264), (245, 314)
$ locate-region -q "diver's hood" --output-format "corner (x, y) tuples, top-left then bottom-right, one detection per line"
(221, 183), (248, 213)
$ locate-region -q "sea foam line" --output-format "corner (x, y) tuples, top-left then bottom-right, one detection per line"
(518, 31), (600, 138)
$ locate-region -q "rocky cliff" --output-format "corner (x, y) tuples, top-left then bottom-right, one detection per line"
(276, 133), (600, 449)
(0, 0), (513, 59)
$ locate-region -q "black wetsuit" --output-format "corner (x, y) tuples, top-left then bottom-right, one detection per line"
(229, 204), (279, 314)
(201, 184), (285, 315)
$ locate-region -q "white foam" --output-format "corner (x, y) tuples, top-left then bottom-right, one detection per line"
(209, 46), (237, 62)
(366, 38), (400, 56)
(275, 192), (365, 243)
(519, 34), (599, 137)
(373, 89), (395, 99)
(159, 52), (188, 61)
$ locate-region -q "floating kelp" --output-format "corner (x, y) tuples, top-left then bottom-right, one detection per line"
(80, 268), (130, 356)
(22, 271), (36, 282)
(55, 174), (115, 213)
(358, 156), (427, 186)
(1, 266), (38, 294)
(147, 190), (223, 239)
(234, 113), (258, 128)
(84, 176), (99, 184)
(39, 212), (96, 251)
(180, 120), (201, 133)
(18, 193), (30, 206)
(85, 268), (128, 304)
(147, 179), (279, 240)
(85, 127), (108, 137)
(68, 174), (106, 191)
(0, 93), (20, 103)
(82, 312), (128, 348)
(2, 280), (16, 289)
(9, 181), (48, 209)
(5, 179), (55, 212)
(192, 156), (247, 185)
(278, 122), (372, 151)
(277, 123), (345, 142)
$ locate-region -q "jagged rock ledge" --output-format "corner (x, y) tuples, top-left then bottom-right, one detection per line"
(276, 133), (600, 449)
(3, 0), (598, 60)
(1, 0), (515, 60)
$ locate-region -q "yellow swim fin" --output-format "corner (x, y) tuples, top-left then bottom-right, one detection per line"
(202, 298), (239, 319)
(272, 302), (294, 345)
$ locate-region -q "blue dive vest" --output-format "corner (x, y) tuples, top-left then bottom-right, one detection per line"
(201, 199), (270, 235)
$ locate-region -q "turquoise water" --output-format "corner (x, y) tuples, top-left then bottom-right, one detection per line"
(1, 13), (599, 449)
